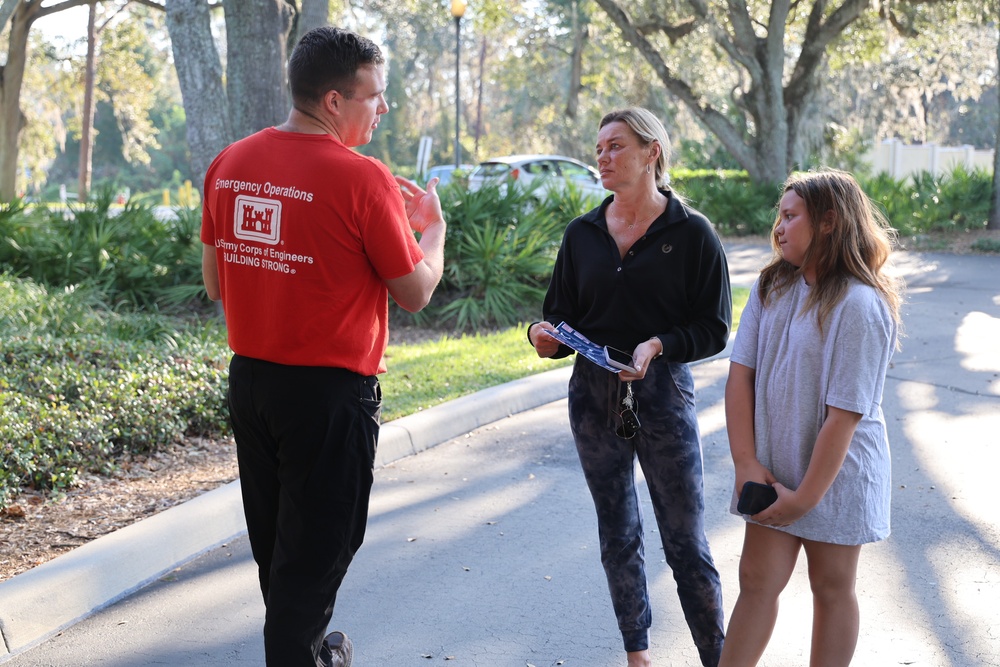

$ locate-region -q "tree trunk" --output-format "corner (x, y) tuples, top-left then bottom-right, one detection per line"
(591, 0), (870, 185)
(564, 0), (585, 122)
(990, 21), (1000, 231)
(77, 2), (97, 202)
(592, 0), (768, 179)
(295, 0), (327, 45)
(165, 0), (232, 195)
(0, 0), (96, 201)
(222, 0), (295, 141)
(0, 1), (36, 200)
(0, 0), (19, 33)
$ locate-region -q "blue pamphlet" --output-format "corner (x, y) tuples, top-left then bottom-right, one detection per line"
(540, 322), (620, 373)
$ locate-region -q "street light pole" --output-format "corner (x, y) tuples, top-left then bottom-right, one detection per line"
(451, 0), (467, 168)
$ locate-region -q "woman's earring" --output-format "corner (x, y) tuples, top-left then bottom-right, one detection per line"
(646, 163), (651, 174)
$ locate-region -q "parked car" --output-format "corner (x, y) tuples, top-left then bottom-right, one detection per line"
(467, 154), (609, 200)
(425, 164), (475, 187)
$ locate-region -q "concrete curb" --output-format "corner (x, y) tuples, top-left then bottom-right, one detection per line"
(0, 341), (735, 662)
(375, 365), (573, 468)
(0, 481), (247, 661)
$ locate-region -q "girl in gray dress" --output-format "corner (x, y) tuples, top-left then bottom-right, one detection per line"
(720, 170), (903, 666)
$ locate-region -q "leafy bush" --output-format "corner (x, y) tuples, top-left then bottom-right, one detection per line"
(862, 166), (992, 235)
(971, 237), (1000, 253)
(669, 166), (994, 239)
(0, 187), (204, 310)
(414, 180), (601, 331)
(0, 275), (229, 509)
(670, 170), (781, 236)
(1, 334), (229, 505)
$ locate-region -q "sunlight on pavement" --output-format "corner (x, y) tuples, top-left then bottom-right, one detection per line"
(956, 311), (1000, 390)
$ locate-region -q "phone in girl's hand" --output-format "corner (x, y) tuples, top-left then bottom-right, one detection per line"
(737, 481), (778, 515)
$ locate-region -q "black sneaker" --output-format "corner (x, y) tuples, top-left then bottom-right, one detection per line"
(323, 630), (353, 667)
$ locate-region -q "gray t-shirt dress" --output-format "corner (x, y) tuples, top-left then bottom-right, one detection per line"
(728, 276), (897, 545)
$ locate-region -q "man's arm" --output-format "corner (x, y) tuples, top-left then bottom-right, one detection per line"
(202, 244), (221, 301)
(385, 222), (445, 312)
(386, 176), (447, 313)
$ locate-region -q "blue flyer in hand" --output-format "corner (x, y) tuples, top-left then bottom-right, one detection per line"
(540, 322), (621, 373)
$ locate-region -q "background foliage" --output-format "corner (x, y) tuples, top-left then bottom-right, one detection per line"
(14, 1), (998, 200)
(0, 169), (994, 510)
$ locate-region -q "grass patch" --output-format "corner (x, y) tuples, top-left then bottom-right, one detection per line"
(381, 286), (751, 422)
(381, 327), (574, 421)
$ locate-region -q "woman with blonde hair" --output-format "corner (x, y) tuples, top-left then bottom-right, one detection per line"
(529, 107), (731, 667)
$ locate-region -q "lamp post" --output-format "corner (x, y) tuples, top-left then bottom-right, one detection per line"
(451, 0), (467, 168)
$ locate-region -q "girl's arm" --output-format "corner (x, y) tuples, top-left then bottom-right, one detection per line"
(725, 362), (772, 491)
(757, 405), (862, 526)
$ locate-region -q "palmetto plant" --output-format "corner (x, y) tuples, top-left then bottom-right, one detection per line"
(429, 180), (597, 330)
(0, 187), (204, 310)
(921, 166), (992, 231)
(438, 214), (554, 329)
(862, 167), (992, 236)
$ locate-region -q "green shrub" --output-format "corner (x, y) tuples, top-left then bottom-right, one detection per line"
(971, 237), (1000, 253)
(0, 332), (230, 505)
(0, 187), (204, 310)
(0, 276), (230, 508)
(670, 170), (780, 236)
(666, 166), (993, 239)
(859, 167), (991, 236)
(418, 181), (599, 330)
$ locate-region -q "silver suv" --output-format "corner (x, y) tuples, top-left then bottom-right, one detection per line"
(467, 154), (608, 200)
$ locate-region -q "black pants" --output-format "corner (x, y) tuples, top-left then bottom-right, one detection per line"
(227, 355), (381, 667)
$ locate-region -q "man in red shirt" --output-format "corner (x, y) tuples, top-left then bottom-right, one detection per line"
(201, 27), (446, 667)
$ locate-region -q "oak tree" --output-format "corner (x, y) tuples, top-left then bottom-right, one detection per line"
(591, 0), (957, 184)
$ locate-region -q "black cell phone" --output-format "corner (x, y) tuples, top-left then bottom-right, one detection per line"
(737, 481), (778, 515)
(604, 345), (637, 372)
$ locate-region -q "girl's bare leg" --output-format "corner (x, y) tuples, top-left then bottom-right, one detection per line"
(802, 539), (862, 667)
(719, 524), (802, 666)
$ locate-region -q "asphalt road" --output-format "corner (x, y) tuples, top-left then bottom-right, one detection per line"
(4, 245), (998, 666)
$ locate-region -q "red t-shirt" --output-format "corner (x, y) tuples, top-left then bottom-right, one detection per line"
(201, 128), (423, 374)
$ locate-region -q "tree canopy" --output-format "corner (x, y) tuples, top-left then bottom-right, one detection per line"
(3, 0), (997, 200)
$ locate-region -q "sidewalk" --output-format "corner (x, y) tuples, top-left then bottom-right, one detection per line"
(1, 244), (997, 666)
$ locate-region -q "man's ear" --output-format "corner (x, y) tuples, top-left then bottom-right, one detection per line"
(324, 89), (343, 115)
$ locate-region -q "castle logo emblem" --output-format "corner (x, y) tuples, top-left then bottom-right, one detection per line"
(234, 195), (282, 245)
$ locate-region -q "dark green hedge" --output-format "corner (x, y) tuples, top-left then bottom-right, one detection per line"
(0, 332), (229, 508)
(670, 166), (995, 238)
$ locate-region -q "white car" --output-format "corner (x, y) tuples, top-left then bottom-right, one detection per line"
(467, 154), (608, 200)
(425, 164), (475, 187)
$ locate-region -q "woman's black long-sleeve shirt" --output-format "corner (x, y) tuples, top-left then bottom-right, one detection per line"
(542, 189), (732, 363)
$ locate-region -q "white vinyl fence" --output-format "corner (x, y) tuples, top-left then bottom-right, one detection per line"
(866, 138), (994, 180)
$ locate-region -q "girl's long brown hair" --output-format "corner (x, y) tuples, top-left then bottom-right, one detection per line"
(759, 169), (903, 337)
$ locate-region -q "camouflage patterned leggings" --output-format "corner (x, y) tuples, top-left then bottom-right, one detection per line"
(568, 357), (725, 666)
